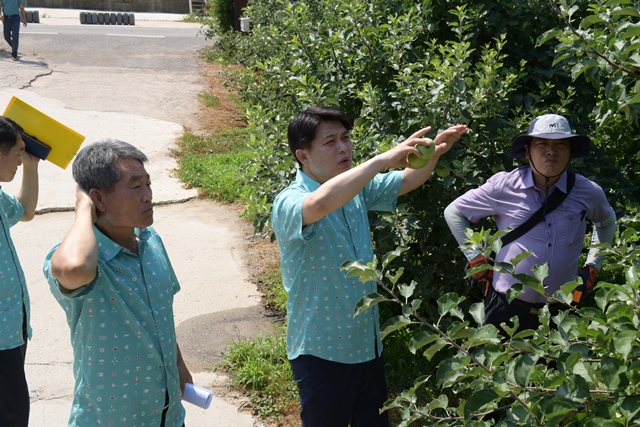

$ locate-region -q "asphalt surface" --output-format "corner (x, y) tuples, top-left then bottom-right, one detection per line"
(1, 8), (270, 427)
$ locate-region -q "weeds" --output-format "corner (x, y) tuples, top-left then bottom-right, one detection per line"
(198, 92), (220, 108)
(219, 333), (299, 421)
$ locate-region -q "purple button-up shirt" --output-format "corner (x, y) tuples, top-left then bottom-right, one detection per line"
(454, 166), (613, 303)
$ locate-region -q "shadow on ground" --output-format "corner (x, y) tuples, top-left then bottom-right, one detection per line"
(177, 305), (278, 372)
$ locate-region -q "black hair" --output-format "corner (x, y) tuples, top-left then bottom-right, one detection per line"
(287, 106), (352, 167)
(0, 116), (23, 155)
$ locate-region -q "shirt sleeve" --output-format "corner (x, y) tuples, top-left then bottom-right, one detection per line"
(0, 189), (25, 227)
(361, 171), (402, 212)
(444, 202), (480, 260)
(271, 186), (314, 244)
(152, 230), (181, 296)
(43, 243), (97, 300)
(453, 172), (508, 223)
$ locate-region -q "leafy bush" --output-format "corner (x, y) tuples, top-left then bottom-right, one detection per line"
(210, 0), (235, 33)
(342, 215), (640, 425)
(197, 0), (640, 422)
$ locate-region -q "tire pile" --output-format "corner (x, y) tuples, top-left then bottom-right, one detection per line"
(26, 10), (40, 23)
(80, 12), (136, 25)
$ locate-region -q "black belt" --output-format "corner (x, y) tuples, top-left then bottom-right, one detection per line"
(3, 15), (19, 18)
(510, 298), (552, 316)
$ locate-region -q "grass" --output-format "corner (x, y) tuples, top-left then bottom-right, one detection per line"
(181, 12), (205, 22)
(173, 128), (253, 202)
(218, 333), (299, 421)
(198, 92), (220, 108)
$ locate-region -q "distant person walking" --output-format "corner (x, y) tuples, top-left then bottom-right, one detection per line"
(0, 0), (27, 61)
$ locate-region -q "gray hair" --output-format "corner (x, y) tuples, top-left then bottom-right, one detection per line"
(72, 139), (148, 193)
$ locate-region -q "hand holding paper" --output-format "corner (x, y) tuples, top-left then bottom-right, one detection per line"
(182, 383), (213, 410)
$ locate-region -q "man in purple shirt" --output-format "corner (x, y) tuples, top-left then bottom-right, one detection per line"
(445, 114), (616, 335)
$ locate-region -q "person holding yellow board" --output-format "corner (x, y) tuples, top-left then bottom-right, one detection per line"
(0, 116), (40, 427)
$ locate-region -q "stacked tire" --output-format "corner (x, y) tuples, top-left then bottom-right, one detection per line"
(26, 10), (40, 23)
(80, 12), (135, 25)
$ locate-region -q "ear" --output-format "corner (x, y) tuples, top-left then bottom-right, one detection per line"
(295, 148), (309, 166)
(524, 144), (530, 159)
(88, 188), (108, 214)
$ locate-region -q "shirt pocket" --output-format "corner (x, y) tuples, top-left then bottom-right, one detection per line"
(555, 200), (588, 246)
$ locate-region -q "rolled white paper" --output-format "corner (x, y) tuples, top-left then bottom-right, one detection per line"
(183, 383), (214, 409)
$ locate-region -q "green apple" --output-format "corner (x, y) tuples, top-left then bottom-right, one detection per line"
(436, 167), (450, 177)
(407, 138), (435, 168)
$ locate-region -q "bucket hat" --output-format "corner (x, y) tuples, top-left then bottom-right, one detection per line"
(510, 114), (592, 158)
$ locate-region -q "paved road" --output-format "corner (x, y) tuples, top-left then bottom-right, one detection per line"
(1, 8), (268, 427)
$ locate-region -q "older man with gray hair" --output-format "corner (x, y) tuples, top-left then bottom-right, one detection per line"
(43, 139), (192, 427)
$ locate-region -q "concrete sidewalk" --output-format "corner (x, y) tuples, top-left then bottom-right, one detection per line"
(1, 8), (267, 427)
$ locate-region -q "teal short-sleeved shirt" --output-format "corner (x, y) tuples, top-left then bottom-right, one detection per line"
(271, 169), (402, 363)
(43, 225), (185, 427)
(0, 187), (29, 351)
(1, 0), (24, 17)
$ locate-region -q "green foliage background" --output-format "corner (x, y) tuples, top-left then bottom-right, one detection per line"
(199, 0), (640, 424)
(203, 0), (639, 297)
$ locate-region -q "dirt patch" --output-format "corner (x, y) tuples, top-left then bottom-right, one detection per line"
(193, 58), (247, 134)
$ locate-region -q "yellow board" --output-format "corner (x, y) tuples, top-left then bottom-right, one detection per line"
(2, 96), (85, 169)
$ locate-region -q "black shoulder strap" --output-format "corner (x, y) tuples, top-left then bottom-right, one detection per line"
(501, 170), (575, 246)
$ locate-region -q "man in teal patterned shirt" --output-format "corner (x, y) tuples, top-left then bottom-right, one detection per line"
(271, 106), (467, 426)
(43, 139), (192, 427)
(0, 116), (40, 427)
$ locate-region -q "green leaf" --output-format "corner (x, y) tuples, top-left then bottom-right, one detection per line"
(628, 92), (640, 105)
(532, 263), (550, 283)
(580, 15), (606, 29)
(469, 302), (485, 326)
(613, 330), (638, 360)
(620, 25), (640, 40)
(537, 28), (564, 46)
(384, 267), (405, 285)
(423, 339), (448, 361)
(427, 394), (448, 411)
(611, 8), (640, 18)
(354, 292), (391, 315)
(510, 250), (534, 267)
(341, 260), (377, 283)
(448, 321), (474, 340)
(620, 395), (640, 420)
(463, 387), (500, 420)
(408, 330), (439, 354)
(600, 355), (623, 390)
(437, 293), (464, 317)
(382, 246), (408, 269)
(542, 398), (574, 419)
(514, 354), (538, 387)
(380, 315), (413, 340)
(399, 281), (416, 300)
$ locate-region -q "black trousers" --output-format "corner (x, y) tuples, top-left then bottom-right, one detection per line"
(159, 390), (185, 427)
(0, 314), (29, 427)
(289, 354), (390, 427)
(484, 286), (562, 336)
